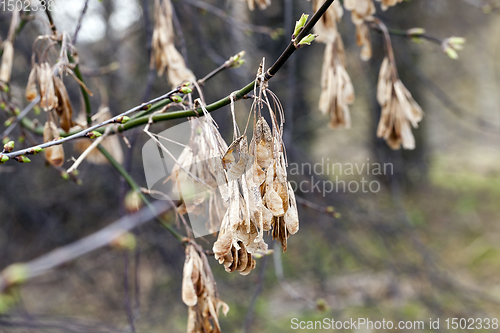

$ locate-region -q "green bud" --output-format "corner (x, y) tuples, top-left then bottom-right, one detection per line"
(294, 14), (309, 38)
(71, 169), (80, 176)
(61, 171), (69, 180)
(407, 28), (426, 36)
(18, 136), (25, 144)
(444, 46), (458, 60)
(180, 86), (192, 94)
(449, 36), (466, 45)
(14, 108), (20, 116)
(0, 102), (5, 109)
(14, 155), (31, 163)
(326, 206), (335, 213)
(2, 85), (9, 93)
(334, 212), (341, 219)
(3, 118), (13, 127)
(0, 155), (9, 164)
(111, 232), (137, 251)
(1, 263), (28, 286)
(3, 141), (14, 153)
(33, 105), (41, 115)
(171, 95), (183, 103)
(26, 146), (43, 155)
(231, 59), (245, 69)
(234, 50), (245, 61)
(115, 116), (130, 124)
(298, 34), (318, 46)
(2, 137), (10, 145)
(86, 131), (102, 139)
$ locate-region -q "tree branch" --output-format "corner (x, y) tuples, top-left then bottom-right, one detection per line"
(0, 200), (173, 293)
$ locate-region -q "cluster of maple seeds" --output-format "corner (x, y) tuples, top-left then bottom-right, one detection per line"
(25, 34), (90, 166)
(182, 243), (229, 333)
(213, 111), (299, 275)
(312, 0), (423, 149)
(151, 0), (196, 88)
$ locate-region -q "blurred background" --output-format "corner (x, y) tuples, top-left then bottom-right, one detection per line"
(1, 0), (500, 332)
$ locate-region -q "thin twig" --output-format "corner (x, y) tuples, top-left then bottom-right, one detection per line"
(1, 96), (40, 139)
(367, 21), (442, 45)
(184, 0), (279, 36)
(5, 90), (178, 158)
(73, 0), (90, 44)
(197, 51), (244, 85)
(66, 128), (109, 174)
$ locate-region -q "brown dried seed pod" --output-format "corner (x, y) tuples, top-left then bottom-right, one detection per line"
(284, 183), (299, 235)
(53, 77), (74, 133)
(213, 231), (232, 261)
(236, 243), (248, 272)
(0, 41), (14, 83)
(182, 253), (198, 307)
(25, 64), (38, 101)
(39, 63), (56, 111)
(43, 121), (65, 167)
(239, 253), (256, 276)
(254, 117), (273, 169)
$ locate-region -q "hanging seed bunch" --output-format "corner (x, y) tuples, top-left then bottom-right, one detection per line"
(319, 35), (355, 128)
(73, 107), (124, 165)
(310, 1), (355, 129)
(343, 0), (404, 60)
(246, 0), (271, 11)
(27, 33), (91, 130)
(213, 61), (299, 275)
(182, 243), (229, 333)
(151, 0), (196, 88)
(27, 33), (92, 165)
(343, 0), (375, 61)
(312, 0), (343, 44)
(376, 23), (423, 150)
(0, 11), (19, 84)
(170, 106), (229, 235)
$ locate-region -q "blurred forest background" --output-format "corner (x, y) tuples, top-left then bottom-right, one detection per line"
(1, 0), (500, 332)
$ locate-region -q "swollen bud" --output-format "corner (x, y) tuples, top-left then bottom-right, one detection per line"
(27, 146), (43, 155)
(180, 86), (192, 94)
(3, 141), (14, 153)
(171, 95), (183, 103)
(110, 232), (137, 251)
(4, 118), (14, 127)
(293, 14), (309, 38)
(86, 131), (102, 139)
(14, 155), (31, 163)
(1, 263), (28, 287)
(124, 190), (143, 213)
(114, 116), (130, 124)
(0, 155), (9, 164)
(228, 51), (246, 68)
